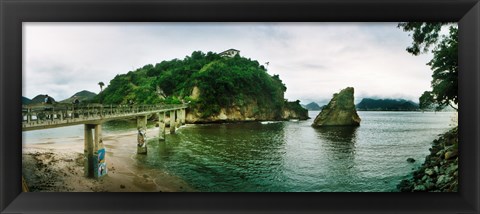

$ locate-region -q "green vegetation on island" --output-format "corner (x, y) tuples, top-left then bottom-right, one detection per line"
(96, 51), (307, 122)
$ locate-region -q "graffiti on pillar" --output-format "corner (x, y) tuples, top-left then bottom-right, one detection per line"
(137, 129), (147, 147)
(97, 148), (107, 177)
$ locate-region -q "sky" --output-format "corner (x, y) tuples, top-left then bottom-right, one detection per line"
(24, 22), (439, 105)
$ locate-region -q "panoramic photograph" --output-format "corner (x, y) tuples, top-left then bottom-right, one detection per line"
(22, 22), (458, 192)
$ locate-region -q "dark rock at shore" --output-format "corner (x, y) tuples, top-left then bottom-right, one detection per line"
(406, 158), (416, 163)
(312, 87), (361, 127)
(397, 127), (458, 192)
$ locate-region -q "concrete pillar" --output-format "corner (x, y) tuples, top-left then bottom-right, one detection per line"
(137, 115), (148, 154)
(84, 124), (94, 177)
(157, 112), (165, 141)
(93, 124), (106, 178)
(84, 124), (107, 178)
(170, 110), (176, 134)
(27, 108), (31, 123)
(181, 108), (186, 125)
(176, 110), (181, 128)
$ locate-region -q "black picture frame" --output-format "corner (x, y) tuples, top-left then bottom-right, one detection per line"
(1, 0), (479, 213)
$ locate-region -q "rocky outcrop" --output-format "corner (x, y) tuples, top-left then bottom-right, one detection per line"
(186, 106), (260, 123)
(185, 102), (308, 123)
(397, 127), (458, 192)
(283, 101), (309, 120)
(312, 87), (361, 127)
(186, 85), (307, 123)
(282, 108), (308, 120)
(190, 86), (200, 100)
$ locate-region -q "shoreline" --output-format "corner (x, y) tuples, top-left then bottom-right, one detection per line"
(22, 126), (195, 192)
(397, 127), (458, 192)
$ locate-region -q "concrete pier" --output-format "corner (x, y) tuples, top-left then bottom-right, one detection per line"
(181, 109), (186, 125)
(137, 115), (147, 154)
(176, 110), (181, 128)
(84, 124), (106, 178)
(22, 104), (188, 179)
(84, 124), (94, 177)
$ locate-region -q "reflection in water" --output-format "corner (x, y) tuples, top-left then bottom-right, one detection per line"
(313, 126), (358, 182)
(314, 126), (358, 143)
(314, 126), (358, 160)
(156, 140), (169, 158)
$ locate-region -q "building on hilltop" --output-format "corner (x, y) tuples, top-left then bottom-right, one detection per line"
(219, 49), (240, 58)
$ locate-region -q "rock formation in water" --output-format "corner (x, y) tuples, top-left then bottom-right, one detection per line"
(185, 101), (309, 123)
(311, 87), (361, 127)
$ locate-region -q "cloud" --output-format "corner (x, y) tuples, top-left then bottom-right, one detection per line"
(23, 22), (439, 103)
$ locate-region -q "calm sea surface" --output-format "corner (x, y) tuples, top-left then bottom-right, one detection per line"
(23, 111), (457, 192)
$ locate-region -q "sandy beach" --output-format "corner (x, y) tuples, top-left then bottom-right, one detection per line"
(22, 126), (195, 192)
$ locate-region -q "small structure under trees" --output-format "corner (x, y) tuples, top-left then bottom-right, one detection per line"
(219, 49), (240, 58)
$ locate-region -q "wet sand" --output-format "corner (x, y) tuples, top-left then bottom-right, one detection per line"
(22, 127), (195, 192)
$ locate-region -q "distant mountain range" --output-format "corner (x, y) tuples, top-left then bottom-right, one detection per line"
(356, 98), (419, 111)
(22, 97), (32, 105)
(302, 98), (421, 112)
(29, 94), (56, 105)
(22, 90), (97, 105)
(303, 102), (322, 111)
(59, 90), (97, 104)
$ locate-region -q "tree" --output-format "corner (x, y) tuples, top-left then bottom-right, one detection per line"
(98, 82), (105, 92)
(398, 22), (458, 111)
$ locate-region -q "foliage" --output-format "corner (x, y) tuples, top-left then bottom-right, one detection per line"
(98, 51), (290, 118)
(98, 82), (105, 90)
(398, 22), (458, 111)
(192, 56), (286, 117)
(427, 27), (458, 110)
(418, 91), (435, 110)
(397, 22), (447, 55)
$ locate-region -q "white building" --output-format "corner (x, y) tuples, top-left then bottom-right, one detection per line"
(219, 49), (240, 58)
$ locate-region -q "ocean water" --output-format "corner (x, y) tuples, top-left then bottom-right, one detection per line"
(23, 111), (457, 192)
(140, 111), (456, 192)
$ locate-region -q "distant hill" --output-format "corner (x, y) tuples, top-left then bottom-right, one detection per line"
(305, 102), (322, 111)
(61, 90), (97, 103)
(356, 98), (419, 111)
(30, 94), (56, 104)
(22, 97), (32, 105)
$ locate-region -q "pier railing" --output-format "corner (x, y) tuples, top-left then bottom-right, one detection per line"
(22, 103), (188, 131)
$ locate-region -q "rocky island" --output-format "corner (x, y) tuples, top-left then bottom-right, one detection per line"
(312, 87), (361, 127)
(95, 50), (308, 123)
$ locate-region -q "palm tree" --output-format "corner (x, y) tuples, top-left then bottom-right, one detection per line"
(98, 82), (105, 92)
